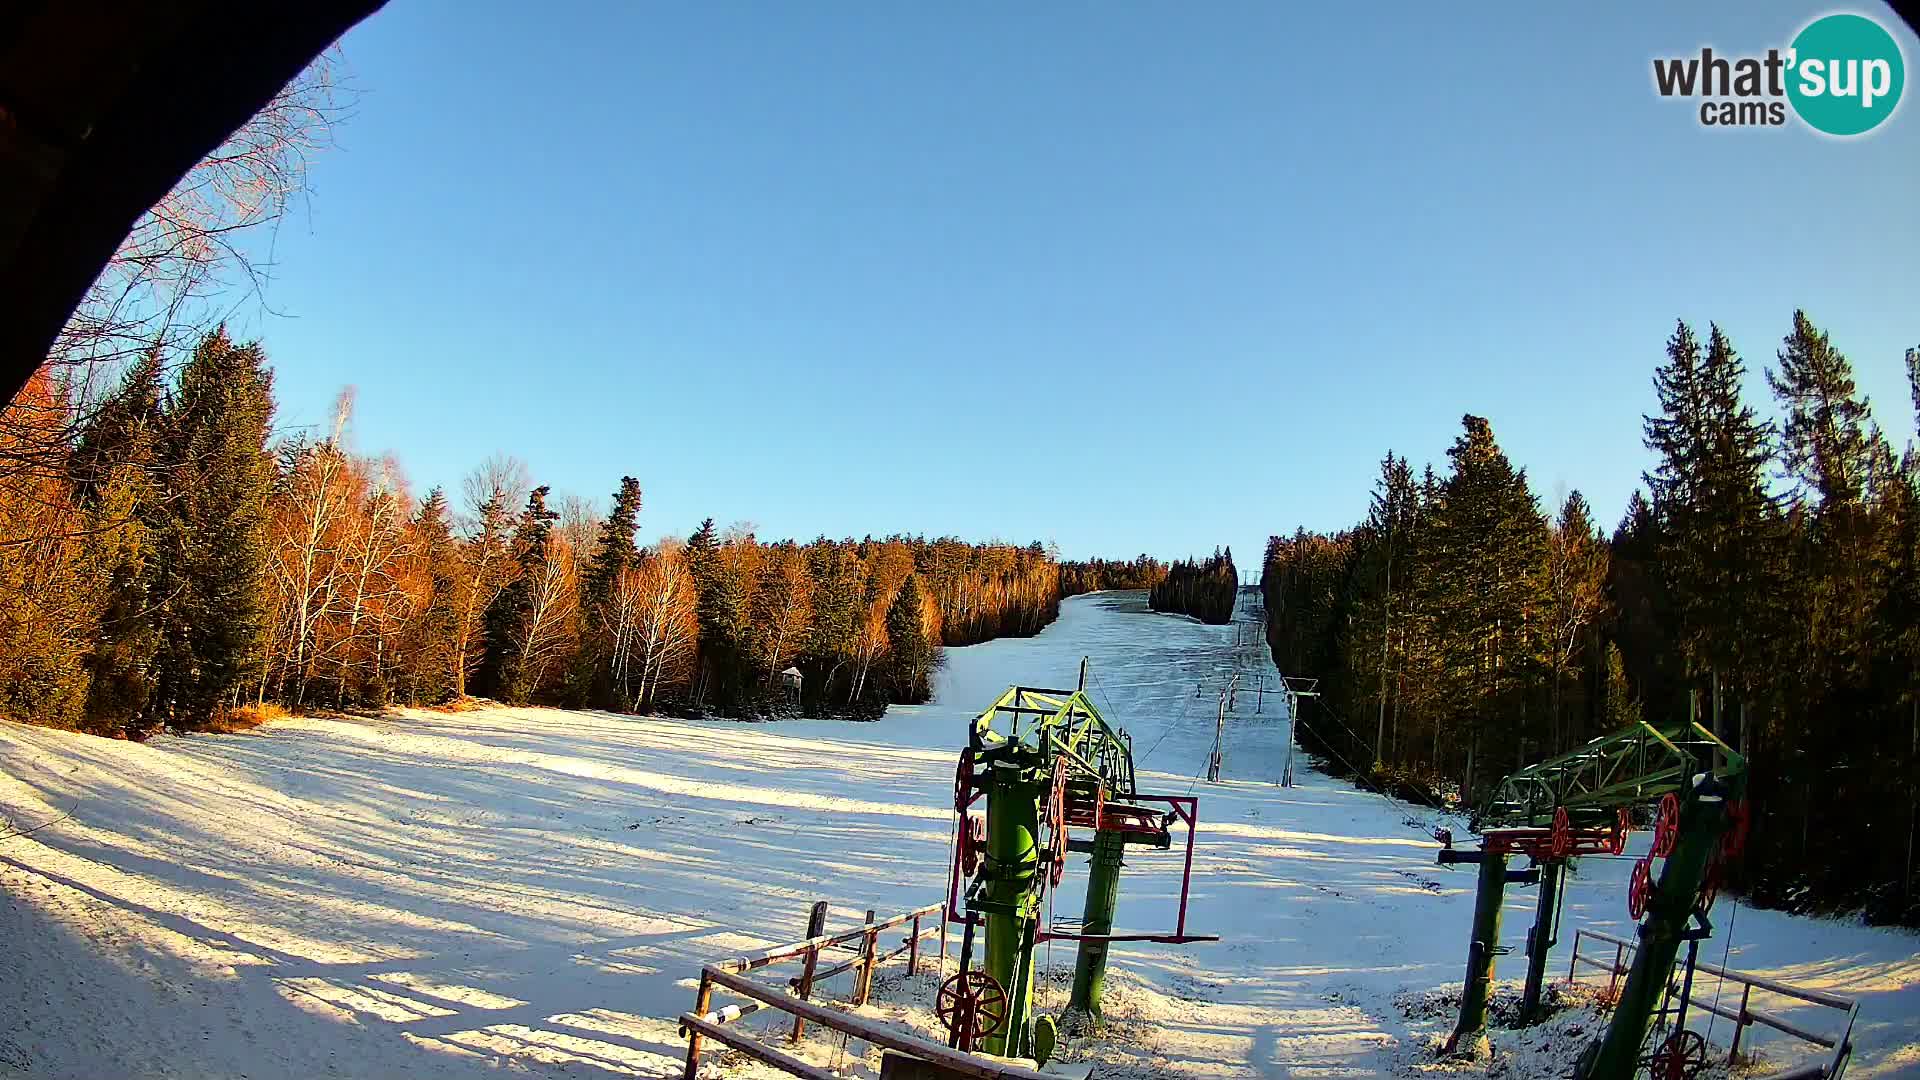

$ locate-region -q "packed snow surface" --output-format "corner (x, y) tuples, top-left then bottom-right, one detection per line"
(2, 593), (1916, 1079)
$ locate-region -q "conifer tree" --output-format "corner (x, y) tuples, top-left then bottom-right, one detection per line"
(1349, 452), (1416, 763)
(883, 573), (937, 702)
(148, 329), (277, 726)
(1644, 321), (1781, 736)
(1769, 312), (1882, 687)
(1601, 642), (1641, 729)
(1148, 548), (1238, 623)
(583, 479), (641, 594)
(1428, 415), (1548, 788)
(1769, 311), (1874, 510)
(578, 476), (642, 707)
(683, 517), (728, 708)
(1255, 317), (1920, 923)
(71, 354), (165, 728)
(477, 486), (557, 702)
(400, 487), (460, 704)
(452, 463), (523, 699)
(803, 540), (864, 709)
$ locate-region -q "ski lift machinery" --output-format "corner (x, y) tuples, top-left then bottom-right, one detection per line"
(942, 661), (1217, 1061)
(1436, 720), (1753, 1080)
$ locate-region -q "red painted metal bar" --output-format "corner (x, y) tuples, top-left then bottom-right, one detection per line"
(1165, 796), (1198, 938)
(947, 787), (1206, 944)
(1037, 931), (1220, 944)
(1481, 827), (1622, 858)
(945, 790), (984, 927)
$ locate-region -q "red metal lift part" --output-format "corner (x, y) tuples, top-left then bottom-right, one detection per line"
(945, 792), (1218, 945)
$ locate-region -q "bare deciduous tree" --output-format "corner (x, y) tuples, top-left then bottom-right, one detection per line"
(631, 542), (699, 710)
(52, 52), (349, 385)
(451, 454), (528, 697)
(1545, 490), (1611, 752)
(510, 533), (578, 698)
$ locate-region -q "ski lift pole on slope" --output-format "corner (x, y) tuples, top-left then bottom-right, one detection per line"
(1279, 676), (1318, 788)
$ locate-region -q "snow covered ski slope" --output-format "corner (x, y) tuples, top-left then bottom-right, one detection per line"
(1, 592), (1915, 1078)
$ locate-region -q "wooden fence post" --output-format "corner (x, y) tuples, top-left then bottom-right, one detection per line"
(908, 913), (922, 976)
(684, 971), (714, 1080)
(791, 900), (829, 1042)
(1728, 983), (1753, 1062)
(855, 908), (879, 1006)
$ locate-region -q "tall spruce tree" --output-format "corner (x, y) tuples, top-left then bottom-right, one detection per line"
(404, 487), (461, 704)
(1769, 311), (1881, 689)
(1769, 311), (1874, 510)
(1428, 415), (1548, 790)
(683, 517), (726, 708)
(1351, 452), (1416, 763)
(71, 353), (165, 729)
(1643, 321), (1781, 737)
(578, 476), (642, 707)
(884, 573), (936, 702)
(803, 539), (863, 710)
(477, 486), (557, 703)
(148, 329), (277, 726)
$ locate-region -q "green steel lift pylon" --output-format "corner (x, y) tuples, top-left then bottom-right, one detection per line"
(1436, 720), (1748, 1080)
(947, 669), (1213, 1059)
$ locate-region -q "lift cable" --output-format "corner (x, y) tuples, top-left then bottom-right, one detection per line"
(1290, 697), (1464, 842)
(1184, 744), (1214, 796)
(1130, 671), (1206, 771)
(1704, 898), (1740, 1045)
(1303, 692), (1459, 825)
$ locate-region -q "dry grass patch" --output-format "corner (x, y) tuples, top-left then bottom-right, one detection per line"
(205, 702), (291, 733)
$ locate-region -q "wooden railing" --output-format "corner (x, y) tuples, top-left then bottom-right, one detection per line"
(683, 899), (994, 1080)
(1566, 927), (1859, 1079)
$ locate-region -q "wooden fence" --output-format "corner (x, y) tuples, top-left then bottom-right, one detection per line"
(683, 899), (1034, 1080)
(1566, 927), (1859, 1079)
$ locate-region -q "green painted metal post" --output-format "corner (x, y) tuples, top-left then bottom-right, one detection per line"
(1447, 849), (1510, 1051)
(1068, 826), (1127, 1019)
(982, 760), (1039, 1057)
(1520, 860), (1563, 1025)
(1577, 794), (1727, 1080)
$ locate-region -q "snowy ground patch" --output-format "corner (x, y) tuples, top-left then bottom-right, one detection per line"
(2, 594), (1916, 1078)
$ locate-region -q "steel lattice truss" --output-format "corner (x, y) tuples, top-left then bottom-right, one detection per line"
(1479, 721), (1745, 829)
(970, 685), (1137, 798)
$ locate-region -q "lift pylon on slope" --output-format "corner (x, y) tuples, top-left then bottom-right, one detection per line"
(945, 664), (1216, 1060)
(1435, 721), (1749, 1080)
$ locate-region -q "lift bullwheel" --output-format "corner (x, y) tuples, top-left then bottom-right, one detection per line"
(936, 970), (1007, 1051)
(954, 747), (976, 815)
(1721, 797), (1751, 862)
(960, 812), (985, 878)
(1652, 793), (1681, 859)
(1641, 1029), (1709, 1080)
(1628, 856), (1654, 920)
(1695, 846), (1725, 914)
(1045, 756), (1069, 888)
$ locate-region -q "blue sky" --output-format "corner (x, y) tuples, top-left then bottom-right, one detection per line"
(241, 1), (1920, 568)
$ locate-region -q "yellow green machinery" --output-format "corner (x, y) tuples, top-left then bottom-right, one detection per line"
(1438, 720), (1751, 1080)
(940, 669), (1213, 1060)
